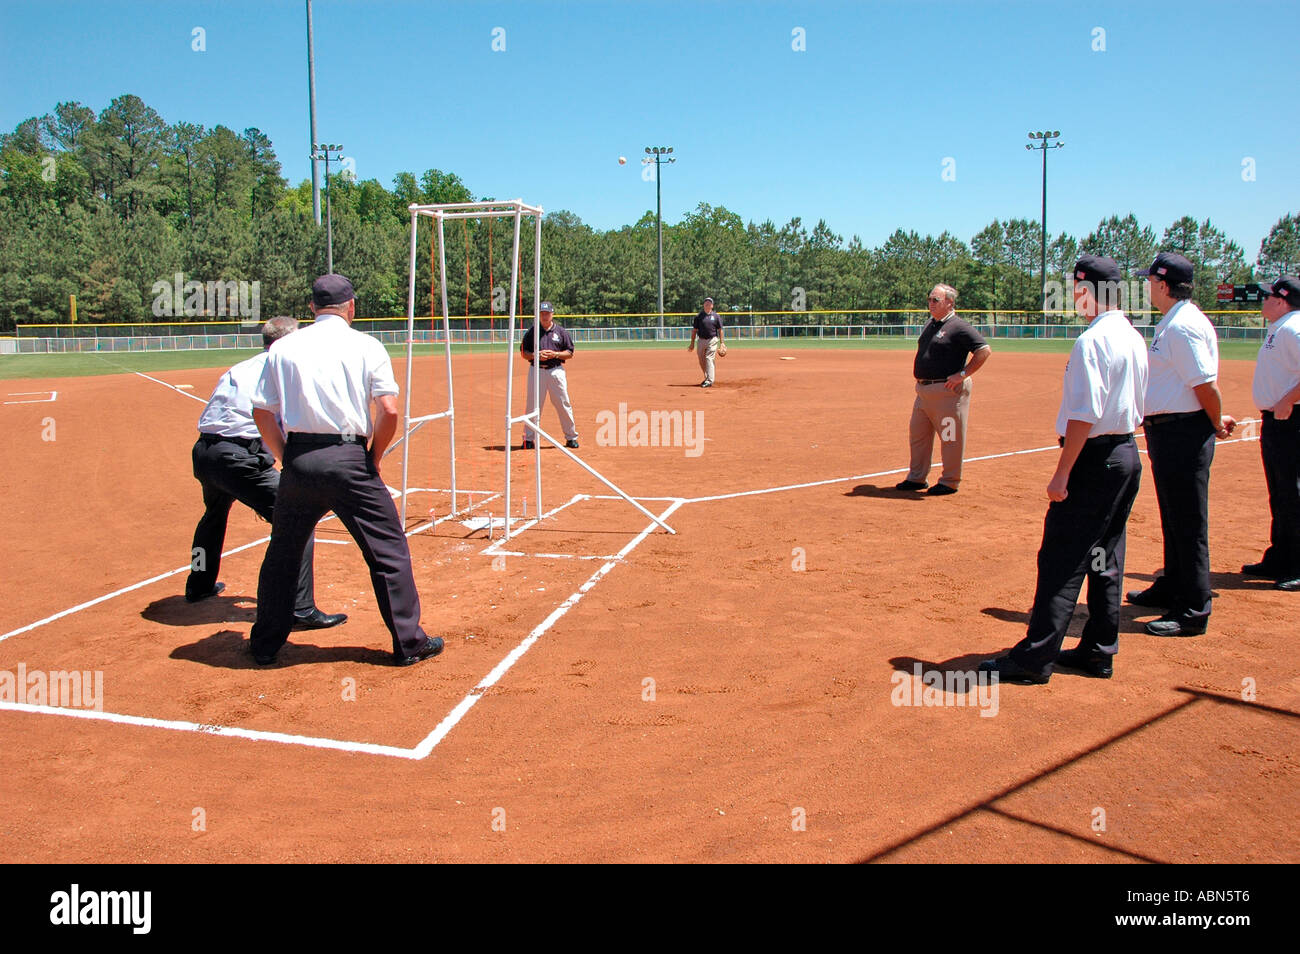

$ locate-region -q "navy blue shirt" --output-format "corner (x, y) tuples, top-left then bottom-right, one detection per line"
(521, 322), (575, 369)
(693, 311), (723, 339)
(913, 316), (987, 380)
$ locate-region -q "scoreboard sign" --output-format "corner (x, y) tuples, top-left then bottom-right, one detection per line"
(1226, 283), (1273, 303)
(1217, 283), (1234, 302)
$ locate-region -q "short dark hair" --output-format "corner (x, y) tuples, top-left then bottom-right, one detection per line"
(262, 315), (299, 349)
(1167, 280), (1194, 301)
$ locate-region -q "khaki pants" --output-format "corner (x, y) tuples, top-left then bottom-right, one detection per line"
(696, 337), (719, 384)
(906, 378), (972, 488)
(525, 366), (578, 442)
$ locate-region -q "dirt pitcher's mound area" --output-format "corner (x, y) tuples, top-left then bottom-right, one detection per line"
(0, 346), (1295, 863)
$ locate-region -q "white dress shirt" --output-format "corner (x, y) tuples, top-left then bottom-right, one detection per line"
(1145, 300), (1219, 415)
(1056, 310), (1149, 437)
(1252, 310), (1300, 410)
(253, 314), (399, 437)
(198, 351), (270, 439)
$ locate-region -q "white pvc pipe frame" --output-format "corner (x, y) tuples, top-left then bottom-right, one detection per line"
(399, 199), (674, 541)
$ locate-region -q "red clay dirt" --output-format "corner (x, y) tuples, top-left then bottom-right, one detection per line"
(0, 346), (1295, 863)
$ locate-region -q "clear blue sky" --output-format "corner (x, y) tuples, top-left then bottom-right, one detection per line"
(3, 0), (1297, 257)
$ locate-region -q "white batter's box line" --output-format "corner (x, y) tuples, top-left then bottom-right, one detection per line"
(4, 391), (57, 405)
(589, 494), (688, 504)
(0, 701), (423, 760)
(482, 550), (627, 562)
(479, 493), (589, 556)
(0, 512), (347, 644)
(399, 487), (499, 498)
(0, 499), (686, 762)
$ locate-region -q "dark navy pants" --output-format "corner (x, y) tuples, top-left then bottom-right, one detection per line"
(1260, 410), (1300, 577)
(249, 438), (428, 659)
(1010, 435), (1142, 676)
(187, 435), (314, 613)
(1143, 413), (1215, 624)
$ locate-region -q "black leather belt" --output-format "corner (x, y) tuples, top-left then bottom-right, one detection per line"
(538, 363), (563, 370)
(1143, 411), (1202, 426)
(287, 432), (366, 446)
(199, 432), (260, 449)
(1059, 433), (1134, 448)
(916, 377), (948, 385)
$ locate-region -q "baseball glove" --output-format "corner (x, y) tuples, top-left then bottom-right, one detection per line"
(717, 344), (728, 358)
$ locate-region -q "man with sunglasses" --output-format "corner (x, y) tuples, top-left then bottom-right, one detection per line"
(895, 284), (991, 495)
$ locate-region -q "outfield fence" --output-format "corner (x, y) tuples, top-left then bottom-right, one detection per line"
(1, 309), (1270, 354)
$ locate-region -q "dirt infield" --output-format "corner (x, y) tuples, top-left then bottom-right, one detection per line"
(0, 346), (1296, 863)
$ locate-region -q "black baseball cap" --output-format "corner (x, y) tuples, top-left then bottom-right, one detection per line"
(1074, 255), (1123, 285)
(539, 301), (554, 313)
(312, 273), (355, 307)
(1261, 276), (1300, 307)
(1138, 251), (1194, 285)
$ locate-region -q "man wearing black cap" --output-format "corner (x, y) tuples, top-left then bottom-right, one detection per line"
(980, 256), (1148, 684)
(185, 315), (346, 631)
(1126, 253), (1237, 636)
(246, 274), (443, 666)
(1245, 276), (1300, 591)
(520, 302), (579, 449)
(688, 297), (726, 388)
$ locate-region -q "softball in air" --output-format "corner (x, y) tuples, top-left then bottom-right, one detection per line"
(618, 156), (627, 165)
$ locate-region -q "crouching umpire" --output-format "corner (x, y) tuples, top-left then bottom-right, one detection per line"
(247, 274), (443, 667)
(185, 315), (346, 631)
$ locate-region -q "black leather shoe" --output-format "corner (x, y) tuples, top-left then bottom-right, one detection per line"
(292, 608), (348, 630)
(395, 636), (444, 666)
(1275, 578), (1300, 592)
(565, 439), (580, 449)
(251, 646), (279, 666)
(1242, 561), (1284, 579)
(926, 483), (958, 496)
(895, 480), (928, 491)
(1145, 616), (1206, 637)
(185, 582), (225, 603)
(978, 655), (1050, 685)
(1054, 647), (1113, 678)
(1125, 585), (1171, 608)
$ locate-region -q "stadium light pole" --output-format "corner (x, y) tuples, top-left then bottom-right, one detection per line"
(306, 0), (321, 226)
(1025, 130), (1063, 315)
(642, 146), (675, 338)
(311, 143), (343, 273)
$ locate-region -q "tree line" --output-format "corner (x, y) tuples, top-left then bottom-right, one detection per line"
(2, 94), (1298, 331)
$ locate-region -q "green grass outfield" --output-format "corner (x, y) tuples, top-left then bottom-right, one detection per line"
(0, 336), (1266, 381)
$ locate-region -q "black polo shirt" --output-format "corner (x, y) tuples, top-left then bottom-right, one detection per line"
(693, 311), (723, 340)
(521, 322), (576, 369)
(913, 315), (987, 380)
